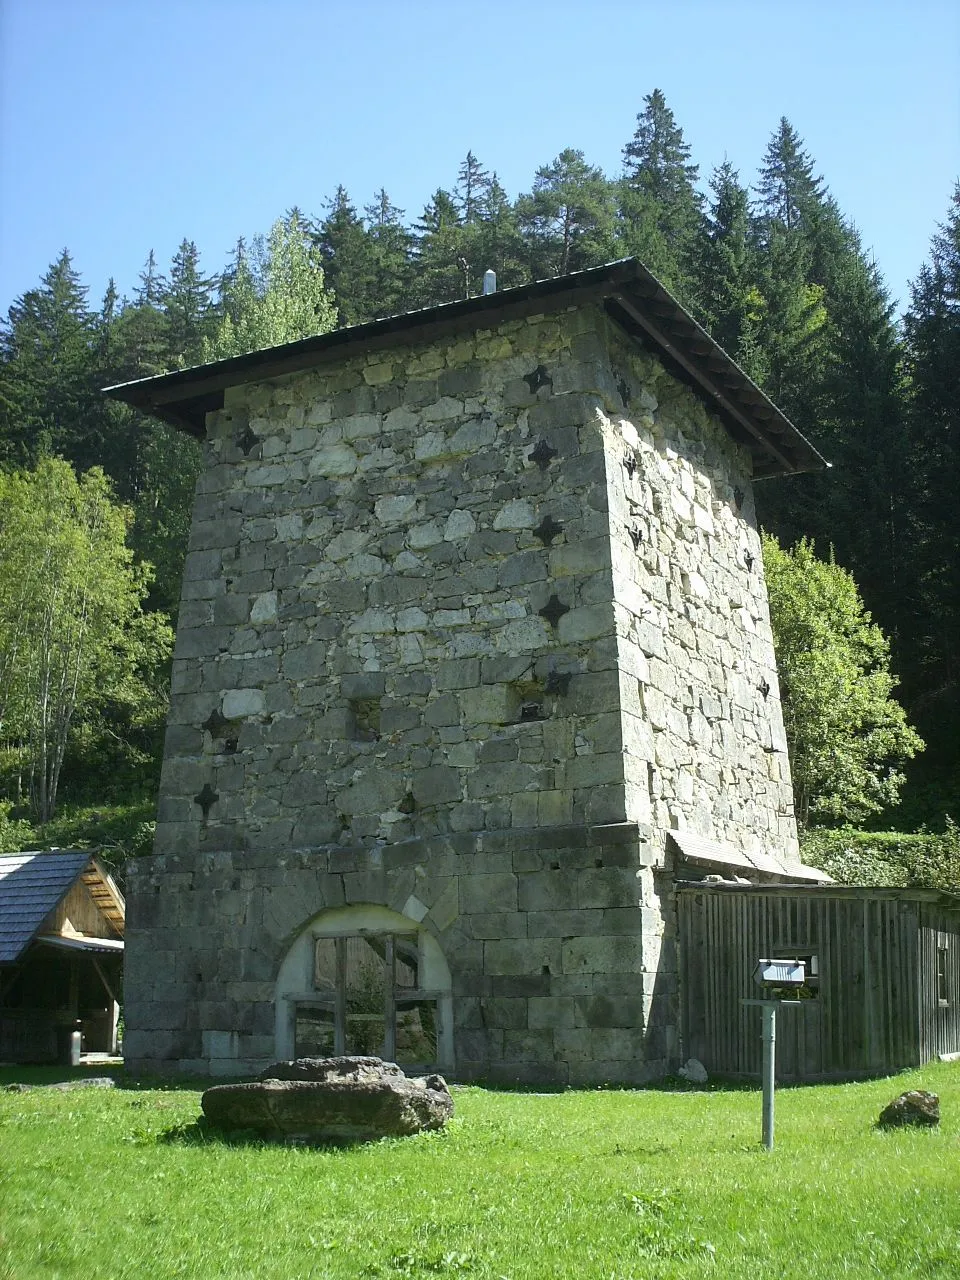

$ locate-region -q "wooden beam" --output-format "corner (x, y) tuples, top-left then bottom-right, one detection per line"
(91, 955), (118, 1006)
(609, 292), (799, 474)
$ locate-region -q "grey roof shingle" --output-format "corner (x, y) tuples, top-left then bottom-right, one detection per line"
(0, 850), (94, 964)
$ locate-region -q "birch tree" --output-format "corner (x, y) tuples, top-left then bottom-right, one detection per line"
(0, 458), (171, 820)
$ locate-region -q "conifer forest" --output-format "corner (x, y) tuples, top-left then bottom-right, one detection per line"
(1, 93), (957, 856)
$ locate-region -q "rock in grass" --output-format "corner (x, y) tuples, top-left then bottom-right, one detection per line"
(201, 1055), (454, 1143)
(4, 1077), (116, 1093)
(678, 1058), (709, 1084)
(877, 1090), (940, 1129)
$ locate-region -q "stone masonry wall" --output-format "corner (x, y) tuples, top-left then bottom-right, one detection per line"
(602, 324), (797, 860)
(125, 299), (798, 1082)
(124, 822), (670, 1085)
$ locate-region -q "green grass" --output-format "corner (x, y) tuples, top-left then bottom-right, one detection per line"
(1, 1063), (958, 1279)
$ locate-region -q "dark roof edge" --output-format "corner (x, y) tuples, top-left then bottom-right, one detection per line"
(675, 881), (960, 907)
(103, 258), (827, 478)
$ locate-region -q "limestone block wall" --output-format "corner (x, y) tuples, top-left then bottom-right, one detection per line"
(159, 306), (633, 858)
(601, 325), (798, 861)
(123, 822), (673, 1085)
(126, 297), (797, 1082)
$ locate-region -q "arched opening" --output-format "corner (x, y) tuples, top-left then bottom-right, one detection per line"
(274, 904), (454, 1072)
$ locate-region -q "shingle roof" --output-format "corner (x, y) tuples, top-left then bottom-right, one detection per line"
(103, 258), (828, 480)
(0, 851), (100, 964)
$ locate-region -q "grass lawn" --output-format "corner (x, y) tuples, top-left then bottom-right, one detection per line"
(0, 1062), (958, 1279)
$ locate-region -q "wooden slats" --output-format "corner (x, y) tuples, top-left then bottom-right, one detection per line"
(678, 886), (960, 1080)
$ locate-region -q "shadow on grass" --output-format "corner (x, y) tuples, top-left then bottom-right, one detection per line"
(158, 1115), (375, 1150)
(463, 1074), (759, 1096)
(0, 1063), (250, 1093)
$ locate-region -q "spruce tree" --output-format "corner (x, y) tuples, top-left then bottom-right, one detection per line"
(162, 239), (216, 367)
(472, 174), (526, 290)
(364, 190), (414, 316)
(0, 250), (100, 468)
(755, 118), (826, 234)
(411, 188), (469, 305)
(698, 161), (765, 379)
(901, 186), (960, 801)
(111, 251), (169, 379)
(313, 187), (378, 326)
(619, 89), (703, 298)
(455, 151), (491, 224)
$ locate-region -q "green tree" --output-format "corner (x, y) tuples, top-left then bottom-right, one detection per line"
(755, 118), (826, 234)
(411, 188), (470, 305)
(901, 185), (960, 800)
(697, 161), (766, 379)
(162, 239), (216, 367)
(455, 151), (492, 224)
(314, 188), (377, 326)
(0, 458), (172, 821)
(516, 149), (616, 279)
(109, 250), (170, 380)
(619, 89), (703, 296)
(763, 534), (923, 827)
(471, 173), (527, 290)
(364, 189), (414, 317)
(0, 250), (100, 469)
(203, 210), (337, 359)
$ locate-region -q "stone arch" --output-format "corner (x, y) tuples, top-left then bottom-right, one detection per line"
(274, 903), (454, 1071)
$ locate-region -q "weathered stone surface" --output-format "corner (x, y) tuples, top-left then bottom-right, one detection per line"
(200, 1056), (454, 1141)
(876, 1090), (940, 1129)
(127, 296), (805, 1088)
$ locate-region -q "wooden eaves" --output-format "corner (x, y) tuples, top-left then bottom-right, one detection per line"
(103, 258), (828, 481)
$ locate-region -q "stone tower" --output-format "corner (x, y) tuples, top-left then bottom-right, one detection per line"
(107, 259), (827, 1084)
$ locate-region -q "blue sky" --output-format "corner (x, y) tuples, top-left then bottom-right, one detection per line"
(1, 0), (957, 315)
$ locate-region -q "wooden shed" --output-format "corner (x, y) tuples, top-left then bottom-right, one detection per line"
(0, 851), (124, 1063)
(678, 883), (960, 1081)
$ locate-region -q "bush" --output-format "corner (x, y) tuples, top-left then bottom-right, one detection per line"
(0, 800), (36, 853)
(802, 820), (960, 889)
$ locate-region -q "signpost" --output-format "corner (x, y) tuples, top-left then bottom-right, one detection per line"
(742, 959), (806, 1150)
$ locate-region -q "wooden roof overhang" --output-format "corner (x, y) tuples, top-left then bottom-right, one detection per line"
(0, 851), (125, 965)
(104, 259), (827, 481)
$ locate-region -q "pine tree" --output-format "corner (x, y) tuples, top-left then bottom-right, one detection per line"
(516, 149), (616, 280)
(619, 90), (703, 297)
(411, 188), (470, 305)
(901, 186), (960, 794)
(455, 151), (491, 224)
(0, 250), (100, 468)
(313, 188), (378, 326)
(698, 161), (765, 378)
(162, 239), (216, 367)
(755, 118), (826, 234)
(364, 190), (414, 316)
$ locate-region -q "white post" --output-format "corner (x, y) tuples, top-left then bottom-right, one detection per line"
(761, 1001), (777, 1150)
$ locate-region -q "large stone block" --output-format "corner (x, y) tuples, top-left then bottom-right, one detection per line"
(484, 937), (562, 977)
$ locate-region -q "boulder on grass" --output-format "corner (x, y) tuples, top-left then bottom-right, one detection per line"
(678, 1058), (709, 1085)
(201, 1055), (454, 1143)
(877, 1089), (940, 1129)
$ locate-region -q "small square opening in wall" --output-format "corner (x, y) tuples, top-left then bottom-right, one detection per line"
(773, 949), (820, 999)
(350, 699), (381, 741)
